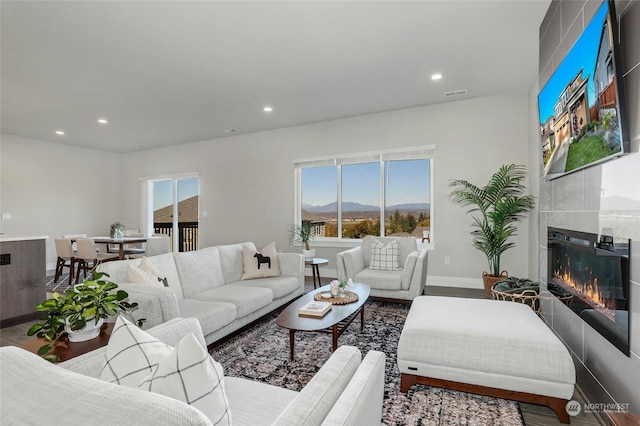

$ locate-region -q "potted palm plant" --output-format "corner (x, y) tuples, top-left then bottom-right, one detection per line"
(27, 271), (144, 362)
(289, 221), (315, 259)
(449, 164), (535, 298)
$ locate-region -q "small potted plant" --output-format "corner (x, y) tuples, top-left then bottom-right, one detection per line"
(289, 221), (316, 260)
(27, 271), (144, 362)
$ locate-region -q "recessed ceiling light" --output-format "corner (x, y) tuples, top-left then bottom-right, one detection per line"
(263, 106), (273, 113)
(224, 129), (239, 133)
(431, 73), (443, 81)
(55, 130), (65, 135)
(98, 119), (108, 124)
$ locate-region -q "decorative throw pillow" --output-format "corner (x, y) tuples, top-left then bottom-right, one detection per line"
(370, 238), (400, 271)
(241, 242), (280, 280)
(138, 333), (232, 425)
(99, 316), (172, 387)
(138, 257), (169, 287)
(127, 264), (164, 287)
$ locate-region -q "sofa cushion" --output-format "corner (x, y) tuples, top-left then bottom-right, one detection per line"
(233, 276), (299, 299)
(178, 299), (237, 336)
(100, 316), (172, 387)
(241, 242), (280, 279)
(354, 268), (403, 291)
(139, 333), (232, 425)
(174, 247), (226, 298)
(217, 243), (247, 284)
(369, 238), (400, 271)
(194, 285), (273, 318)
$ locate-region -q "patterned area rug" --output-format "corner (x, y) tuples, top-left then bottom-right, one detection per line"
(210, 301), (524, 426)
(45, 272), (74, 293)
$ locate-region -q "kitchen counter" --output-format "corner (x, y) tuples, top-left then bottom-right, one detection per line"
(0, 235), (49, 242)
(1, 236), (48, 327)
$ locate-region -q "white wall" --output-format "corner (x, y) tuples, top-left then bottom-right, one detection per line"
(0, 134), (123, 268)
(1, 93), (533, 285)
(119, 92), (534, 288)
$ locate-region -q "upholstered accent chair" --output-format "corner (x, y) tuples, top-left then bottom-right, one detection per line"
(336, 236), (428, 302)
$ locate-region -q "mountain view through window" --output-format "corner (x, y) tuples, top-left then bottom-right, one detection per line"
(301, 159), (430, 239)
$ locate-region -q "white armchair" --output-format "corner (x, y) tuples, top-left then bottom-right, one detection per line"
(336, 236), (428, 301)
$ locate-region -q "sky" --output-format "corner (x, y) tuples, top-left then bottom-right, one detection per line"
(302, 159), (430, 207)
(537, 2), (607, 124)
(153, 177), (199, 210)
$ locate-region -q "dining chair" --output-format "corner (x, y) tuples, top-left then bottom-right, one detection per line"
(62, 234), (87, 252)
(75, 238), (119, 282)
(129, 235), (171, 258)
(54, 238), (77, 285)
(122, 231), (146, 256)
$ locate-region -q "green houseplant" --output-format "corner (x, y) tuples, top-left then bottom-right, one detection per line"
(449, 164), (535, 297)
(289, 221), (315, 259)
(27, 271), (144, 362)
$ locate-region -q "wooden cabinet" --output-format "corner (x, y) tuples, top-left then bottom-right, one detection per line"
(0, 237), (47, 327)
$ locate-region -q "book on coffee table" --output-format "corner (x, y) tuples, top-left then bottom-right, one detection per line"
(298, 301), (332, 318)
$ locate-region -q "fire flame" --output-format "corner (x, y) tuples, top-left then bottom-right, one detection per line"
(553, 253), (614, 320)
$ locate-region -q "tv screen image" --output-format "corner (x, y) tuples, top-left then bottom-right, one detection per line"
(537, 0), (628, 179)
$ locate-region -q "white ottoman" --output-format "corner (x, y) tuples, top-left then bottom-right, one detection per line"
(397, 296), (576, 424)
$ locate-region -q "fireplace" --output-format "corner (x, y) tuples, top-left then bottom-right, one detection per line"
(547, 227), (630, 356)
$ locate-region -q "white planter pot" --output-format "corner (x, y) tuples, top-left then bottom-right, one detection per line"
(302, 249), (316, 260)
(66, 317), (104, 342)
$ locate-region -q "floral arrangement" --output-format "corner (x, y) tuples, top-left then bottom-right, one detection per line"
(330, 278), (353, 296)
(110, 221), (125, 238)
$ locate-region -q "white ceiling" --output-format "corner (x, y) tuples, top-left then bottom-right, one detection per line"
(1, 1), (550, 154)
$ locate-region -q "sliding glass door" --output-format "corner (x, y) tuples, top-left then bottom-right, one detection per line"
(147, 176), (199, 252)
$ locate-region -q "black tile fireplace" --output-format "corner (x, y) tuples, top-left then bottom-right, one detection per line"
(548, 227), (631, 356)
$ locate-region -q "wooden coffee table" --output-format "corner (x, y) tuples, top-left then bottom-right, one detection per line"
(20, 322), (114, 363)
(275, 283), (370, 360)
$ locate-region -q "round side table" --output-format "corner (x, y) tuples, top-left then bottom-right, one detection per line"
(305, 257), (329, 289)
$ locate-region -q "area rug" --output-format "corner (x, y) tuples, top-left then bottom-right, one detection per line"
(45, 272), (73, 293)
(210, 301), (525, 425)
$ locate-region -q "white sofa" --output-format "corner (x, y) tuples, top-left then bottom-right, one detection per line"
(96, 242), (304, 346)
(336, 236), (428, 301)
(0, 317), (386, 425)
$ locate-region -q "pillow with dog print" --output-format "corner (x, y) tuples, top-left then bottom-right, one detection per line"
(241, 242), (280, 280)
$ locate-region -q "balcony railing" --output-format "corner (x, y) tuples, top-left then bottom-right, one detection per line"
(153, 222), (198, 252)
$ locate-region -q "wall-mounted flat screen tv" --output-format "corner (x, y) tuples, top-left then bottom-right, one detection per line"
(537, 0), (629, 180)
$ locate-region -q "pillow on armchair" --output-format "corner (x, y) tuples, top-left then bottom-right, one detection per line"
(369, 238), (400, 271)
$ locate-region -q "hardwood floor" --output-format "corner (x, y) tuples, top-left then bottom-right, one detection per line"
(0, 278), (604, 425)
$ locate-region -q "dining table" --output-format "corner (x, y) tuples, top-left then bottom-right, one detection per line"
(71, 236), (148, 260)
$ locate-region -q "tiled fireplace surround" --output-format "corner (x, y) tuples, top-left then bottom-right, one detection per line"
(536, 0), (640, 414)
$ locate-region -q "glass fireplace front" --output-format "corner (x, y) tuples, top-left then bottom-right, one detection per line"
(548, 227), (630, 356)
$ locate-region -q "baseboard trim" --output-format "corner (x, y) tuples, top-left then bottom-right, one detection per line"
(426, 275), (483, 290)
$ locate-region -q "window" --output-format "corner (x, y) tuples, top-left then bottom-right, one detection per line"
(294, 146), (433, 242)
